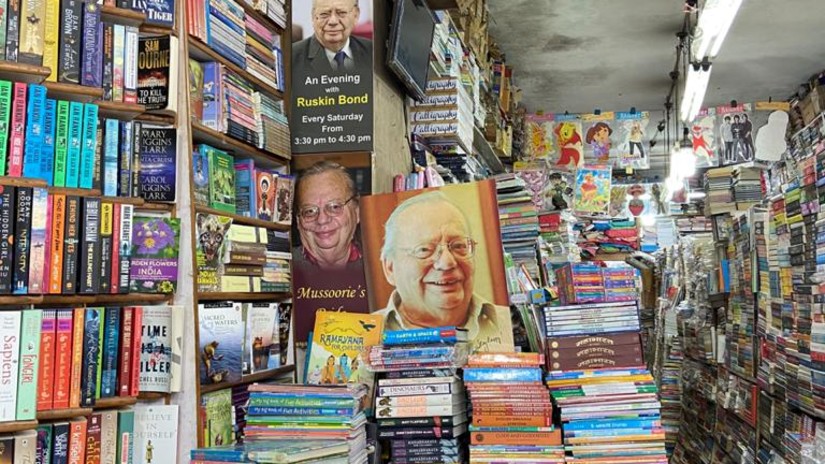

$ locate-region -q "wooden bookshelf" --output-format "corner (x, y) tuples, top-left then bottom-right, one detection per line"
(0, 293), (169, 307)
(425, 0), (459, 10)
(194, 205), (290, 231)
(191, 121), (290, 166)
(200, 365), (296, 394)
(37, 407), (93, 421)
(94, 396), (139, 409)
(195, 292), (291, 302)
(140, 24), (178, 36)
(96, 101), (147, 120)
(0, 176), (48, 188)
(240, 4), (285, 34)
(0, 61), (50, 83)
(42, 82), (104, 103)
(100, 5), (146, 26)
(187, 37), (285, 101)
(0, 420), (39, 433)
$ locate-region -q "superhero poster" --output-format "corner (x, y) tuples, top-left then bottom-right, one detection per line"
(690, 109), (719, 168)
(552, 114), (584, 170)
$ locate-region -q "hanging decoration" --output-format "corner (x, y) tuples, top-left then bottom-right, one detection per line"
(627, 184), (646, 216)
(716, 103), (754, 165)
(573, 165), (611, 215)
(524, 114), (556, 160)
(754, 102), (791, 162)
(690, 108), (719, 168)
(582, 112), (616, 165)
(609, 185), (629, 217)
(552, 114), (584, 170)
(615, 111), (650, 169)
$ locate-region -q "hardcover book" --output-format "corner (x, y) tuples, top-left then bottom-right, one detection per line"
(15, 309), (41, 421)
(12, 187), (32, 294)
(0, 311), (21, 421)
(206, 146), (236, 213)
(139, 305), (173, 393)
(198, 302), (243, 385)
(27, 187), (48, 294)
(78, 198), (101, 294)
(128, 216), (180, 293)
(137, 36), (178, 113)
(57, 0), (83, 84)
(0, 186), (15, 294)
(138, 124), (177, 202)
(133, 405), (178, 464)
(306, 311), (383, 385)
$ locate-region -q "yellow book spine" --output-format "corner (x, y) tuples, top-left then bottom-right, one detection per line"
(43, 0), (60, 81)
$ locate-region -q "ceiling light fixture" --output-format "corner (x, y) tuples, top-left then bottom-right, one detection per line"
(680, 60), (712, 123)
(692, 0), (743, 60)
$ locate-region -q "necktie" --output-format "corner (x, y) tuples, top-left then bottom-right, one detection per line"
(334, 51), (346, 69)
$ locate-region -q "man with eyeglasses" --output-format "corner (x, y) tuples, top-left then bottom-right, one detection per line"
(292, 0), (373, 74)
(375, 191), (514, 352)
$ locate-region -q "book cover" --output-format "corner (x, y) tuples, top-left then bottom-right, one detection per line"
(382, 327), (466, 346)
(14, 430), (37, 463)
(98, 203), (113, 294)
(36, 309), (56, 411)
(99, 410), (117, 464)
(27, 187), (48, 294)
(80, 2), (102, 87)
(118, 121), (133, 197)
(233, 159), (255, 217)
(0, 311), (21, 421)
(123, 27), (138, 104)
(101, 23), (113, 101)
(169, 304), (183, 393)
(278, 302), (291, 366)
(40, 98), (56, 184)
(11, 187), (31, 294)
(194, 213), (231, 293)
(117, 204), (133, 294)
(201, 389), (234, 447)
(139, 305), (173, 393)
(206, 146), (236, 213)
(244, 303), (277, 374)
(52, 421), (70, 464)
(306, 311), (383, 385)
(78, 198), (101, 294)
(100, 307), (120, 398)
(65, 101), (83, 188)
(52, 100), (69, 186)
(8, 83), (27, 177)
(188, 59), (203, 121)
(19, 0), (48, 64)
(57, 0), (83, 84)
(138, 125), (176, 202)
(102, 119), (119, 197)
(116, 410), (134, 464)
(22, 83), (46, 179)
(128, 216), (180, 293)
(131, 0), (174, 26)
(274, 174), (293, 225)
(15, 309), (41, 421)
(53, 309), (73, 409)
(4, 0), (20, 61)
(67, 418), (87, 464)
(137, 36), (172, 111)
(0, 186), (15, 294)
(35, 424), (52, 464)
(85, 414), (102, 463)
(129, 307), (141, 397)
(0, 81), (12, 176)
(198, 302), (243, 386)
(61, 196), (80, 294)
(117, 307), (133, 397)
(79, 103), (99, 189)
(255, 170), (274, 221)
(201, 62), (221, 130)
(68, 308), (83, 408)
(80, 308), (101, 407)
(132, 405), (178, 464)
(192, 147), (210, 206)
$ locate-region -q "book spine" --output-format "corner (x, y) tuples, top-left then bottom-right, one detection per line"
(99, 410), (117, 464)
(17, 0), (46, 64)
(4, 0), (20, 61)
(68, 307), (84, 408)
(112, 24), (125, 102)
(118, 308), (133, 396)
(102, 24), (114, 101)
(377, 382), (459, 397)
(245, 406), (355, 416)
(0, 186), (14, 294)
(35, 424), (53, 463)
(80, 2), (102, 87)
(116, 410), (134, 464)
(110, 203), (120, 294)
(95, 310), (104, 400)
(80, 308), (101, 407)
(52, 421), (70, 464)
(65, 101), (83, 188)
(376, 404), (464, 418)
(23, 83), (46, 179)
(48, 194), (66, 293)
(62, 195), (80, 293)
(376, 394), (458, 407)
(53, 100), (69, 186)
(36, 309), (56, 410)
(12, 187), (32, 294)
(0, 0), (7, 61)
(16, 309), (41, 420)
(130, 121), (141, 197)
(98, 202), (113, 293)
(42, 0), (59, 80)
(40, 98), (57, 184)
(100, 307), (120, 398)
(85, 413), (102, 463)
(53, 308), (73, 409)
(79, 198), (101, 294)
(0, 312), (21, 421)
(92, 120), (103, 192)
(26, 187), (48, 294)
(68, 418), (87, 464)
(123, 27), (138, 104)
(129, 307), (141, 396)
(0, 81), (11, 176)
(103, 119), (119, 197)
(57, 0), (82, 83)
(117, 204), (133, 293)
(383, 330), (459, 346)
(118, 121), (132, 196)
(79, 103), (99, 189)
(8, 82), (27, 177)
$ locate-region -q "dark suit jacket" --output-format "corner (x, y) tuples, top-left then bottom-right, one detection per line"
(292, 35), (373, 77)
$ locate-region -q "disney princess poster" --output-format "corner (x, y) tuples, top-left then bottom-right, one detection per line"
(582, 113), (616, 165)
(691, 109), (719, 168)
(573, 165), (611, 215)
(614, 111), (650, 169)
(552, 115), (584, 170)
(525, 113), (556, 160)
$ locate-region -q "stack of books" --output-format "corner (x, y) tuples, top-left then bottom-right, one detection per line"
(244, 14), (285, 91)
(410, 77), (474, 155)
(538, 211), (578, 269)
(366, 327), (471, 464)
(463, 352), (564, 463)
(205, 0), (247, 68)
(602, 265), (639, 302)
(704, 166), (736, 215)
(573, 218), (640, 258)
(240, 0), (287, 29)
(555, 263), (604, 304)
(731, 166), (764, 202)
(494, 174), (541, 282)
(218, 223), (292, 293)
(256, 91), (290, 155)
(544, 302), (641, 341)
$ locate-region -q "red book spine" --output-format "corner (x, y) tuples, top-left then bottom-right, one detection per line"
(36, 309), (57, 410)
(129, 306), (142, 396)
(118, 307), (133, 396)
(8, 83), (26, 177)
(110, 203), (120, 294)
(69, 307), (85, 408)
(68, 417), (88, 464)
(53, 308), (74, 408)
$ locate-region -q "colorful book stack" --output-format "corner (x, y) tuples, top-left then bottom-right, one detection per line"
(544, 301), (641, 340)
(191, 384), (369, 463)
(573, 218), (639, 258)
(538, 211), (578, 271)
(602, 265), (640, 302)
(410, 77), (474, 155)
(366, 327), (471, 464)
(241, 0), (287, 28)
(244, 14), (285, 92)
(463, 352), (564, 463)
(256, 91), (290, 155)
(495, 174), (541, 282)
(555, 264), (640, 304)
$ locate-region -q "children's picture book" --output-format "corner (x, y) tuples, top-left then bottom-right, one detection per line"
(199, 302), (244, 385)
(274, 174), (294, 225)
(717, 102), (754, 165)
(552, 115), (583, 170)
(691, 109), (719, 168)
(573, 165), (612, 216)
(129, 216), (180, 293)
(524, 113), (555, 160)
(306, 311), (383, 386)
(201, 389), (234, 447)
(133, 405), (178, 464)
(195, 213), (232, 293)
(614, 111), (650, 169)
(582, 112), (615, 165)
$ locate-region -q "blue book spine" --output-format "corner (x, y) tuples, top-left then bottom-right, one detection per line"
(79, 103), (99, 189)
(190, 450), (247, 461)
(563, 418), (662, 431)
(462, 368), (543, 383)
(66, 102), (83, 188)
(118, 121), (133, 197)
(80, 307), (101, 407)
(51, 421), (70, 464)
(210, 41), (245, 69)
(40, 99), (57, 185)
(233, 159), (254, 217)
(80, 2), (103, 87)
(201, 63), (220, 130)
(382, 327), (460, 346)
(100, 307), (120, 398)
(23, 84), (46, 179)
(245, 406), (355, 416)
(103, 119), (119, 197)
(377, 346), (456, 359)
(274, 47), (284, 91)
(208, 7), (244, 36)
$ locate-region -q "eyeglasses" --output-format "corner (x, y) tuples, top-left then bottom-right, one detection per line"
(404, 237), (477, 261)
(299, 195), (356, 222)
(314, 8), (354, 21)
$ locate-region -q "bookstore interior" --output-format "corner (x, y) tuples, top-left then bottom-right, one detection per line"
(1, 0), (825, 462)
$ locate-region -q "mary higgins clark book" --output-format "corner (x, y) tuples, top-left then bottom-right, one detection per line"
(138, 124), (176, 202)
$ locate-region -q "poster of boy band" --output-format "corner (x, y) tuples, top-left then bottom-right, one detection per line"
(717, 103), (755, 165)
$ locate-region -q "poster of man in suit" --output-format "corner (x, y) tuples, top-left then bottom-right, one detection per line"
(292, 0), (374, 154)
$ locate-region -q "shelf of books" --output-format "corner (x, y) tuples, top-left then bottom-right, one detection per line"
(0, 0), (185, 459)
(181, 0), (293, 448)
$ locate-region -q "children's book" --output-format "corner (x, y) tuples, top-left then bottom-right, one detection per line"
(306, 311), (383, 386)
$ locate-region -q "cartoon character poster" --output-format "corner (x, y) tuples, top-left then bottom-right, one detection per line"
(583, 113), (616, 165)
(545, 169), (574, 211)
(691, 109), (719, 168)
(552, 115), (584, 170)
(573, 165), (611, 216)
(515, 169), (549, 209)
(525, 113), (556, 160)
(717, 103), (754, 165)
(615, 111), (650, 169)
(609, 185), (629, 217)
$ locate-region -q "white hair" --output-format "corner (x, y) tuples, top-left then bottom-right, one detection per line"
(312, 0), (359, 11)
